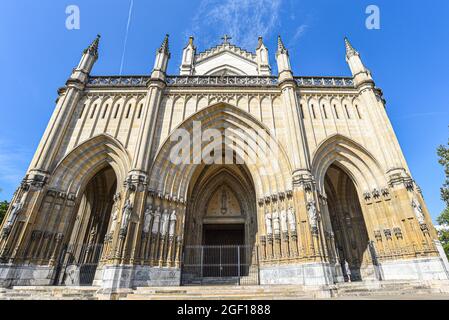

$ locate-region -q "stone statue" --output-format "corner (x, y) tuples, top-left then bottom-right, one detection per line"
(152, 207), (161, 235)
(306, 200), (318, 229)
(411, 198), (425, 224)
(109, 200), (119, 234)
(88, 226), (97, 246)
(272, 210), (280, 235)
(344, 260), (352, 282)
(142, 205), (154, 234)
(264, 210), (273, 236)
(120, 199), (133, 231)
(169, 209), (177, 237)
(161, 209), (170, 236)
(280, 208), (288, 233)
(287, 206), (297, 232)
(4, 201), (23, 230)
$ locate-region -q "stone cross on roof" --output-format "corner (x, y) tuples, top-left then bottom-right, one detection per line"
(221, 34), (232, 44)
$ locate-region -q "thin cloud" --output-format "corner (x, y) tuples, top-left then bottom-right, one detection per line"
(187, 0), (283, 50)
(288, 24), (308, 47)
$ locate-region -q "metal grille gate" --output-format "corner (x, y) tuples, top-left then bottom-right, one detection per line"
(181, 245), (259, 286)
(54, 243), (104, 286)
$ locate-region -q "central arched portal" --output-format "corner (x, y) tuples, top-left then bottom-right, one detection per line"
(182, 164), (258, 284)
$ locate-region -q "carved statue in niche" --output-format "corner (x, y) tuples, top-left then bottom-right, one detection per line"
(280, 207), (288, 233)
(109, 197), (120, 235)
(411, 198), (425, 224)
(306, 200), (318, 229)
(152, 207), (162, 235)
(287, 206), (297, 232)
(265, 210), (273, 236)
(120, 199), (133, 232)
(88, 226), (97, 246)
(161, 209), (170, 236)
(272, 210), (280, 235)
(143, 205), (154, 234)
(169, 209), (177, 237)
(3, 201), (23, 231)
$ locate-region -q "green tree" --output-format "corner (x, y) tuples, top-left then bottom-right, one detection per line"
(0, 201), (9, 225)
(437, 135), (449, 258)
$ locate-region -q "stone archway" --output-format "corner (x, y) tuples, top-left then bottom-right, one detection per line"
(58, 165), (117, 286)
(324, 164), (370, 281)
(182, 164), (258, 282)
(184, 164), (257, 248)
(311, 135), (386, 282)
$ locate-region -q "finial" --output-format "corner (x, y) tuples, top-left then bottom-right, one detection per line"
(188, 36), (194, 46)
(344, 36), (358, 58)
(158, 34), (170, 55)
(277, 35), (287, 54)
(84, 34), (101, 58)
(257, 36), (263, 49)
(221, 34), (232, 44)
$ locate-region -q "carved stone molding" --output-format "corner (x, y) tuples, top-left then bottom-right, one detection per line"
(393, 227), (403, 239)
(21, 173), (48, 191)
(125, 173), (147, 192)
(292, 173), (315, 193)
(419, 223), (429, 234)
(374, 230), (382, 241)
(372, 188), (381, 200)
(383, 229), (392, 240)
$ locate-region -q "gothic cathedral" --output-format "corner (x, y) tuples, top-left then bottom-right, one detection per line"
(1, 34), (448, 290)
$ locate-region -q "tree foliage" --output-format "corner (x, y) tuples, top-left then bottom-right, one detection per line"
(437, 134), (449, 258)
(0, 201), (9, 225)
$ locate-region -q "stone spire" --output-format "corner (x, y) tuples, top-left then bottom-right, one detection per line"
(276, 35), (292, 80)
(277, 35), (288, 55)
(152, 34), (171, 80)
(257, 36), (263, 49)
(180, 36), (196, 75)
(344, 36), (358, 58)
(84, 34), (101, 59)
(256, 36), (271, 76)
(344, 37), (373, 85)
(158, 34), (170, 56)
(70, 34), (101, 84)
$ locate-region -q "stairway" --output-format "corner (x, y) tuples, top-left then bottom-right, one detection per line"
(121, 285), (325, 300)
(0, 286), (100, 300)
(1, 280), (449, 300)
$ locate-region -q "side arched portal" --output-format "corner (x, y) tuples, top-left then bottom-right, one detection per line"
(324, 164), (370, 281)
(312, 135), (385, 282)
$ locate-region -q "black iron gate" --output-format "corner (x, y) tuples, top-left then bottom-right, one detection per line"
(181, 245), (259, 286)
(53, 243), (104, 286)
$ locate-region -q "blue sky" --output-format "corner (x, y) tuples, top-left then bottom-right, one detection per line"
(0, 0), (448, 222)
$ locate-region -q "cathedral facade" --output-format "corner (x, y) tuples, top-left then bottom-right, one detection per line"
(0, 34), (448, 290)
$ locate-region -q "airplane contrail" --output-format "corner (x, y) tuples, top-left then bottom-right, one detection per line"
(120, 0), (134, 75)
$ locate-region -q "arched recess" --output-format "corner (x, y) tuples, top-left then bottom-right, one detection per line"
(183, 164), (258, 279)
(148, 102), (293, 203)
(312, 135), (385, 281)
(50, 134), (131, 196)
(45, 135), (130, 269)
(184, 164), (257, 248)
(312, 134), (386, 194)
(204, 64), (248, 76)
